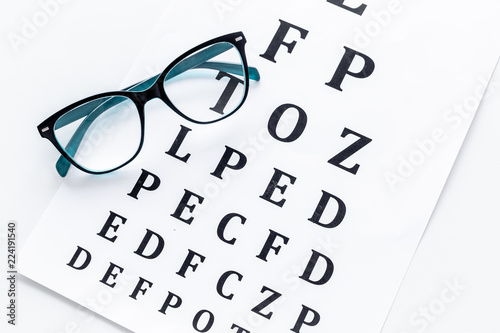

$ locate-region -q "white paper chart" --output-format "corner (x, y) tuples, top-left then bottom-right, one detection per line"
(21, 1), (500, 332)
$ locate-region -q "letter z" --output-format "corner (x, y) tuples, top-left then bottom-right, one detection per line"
(328, 127), (371, 175)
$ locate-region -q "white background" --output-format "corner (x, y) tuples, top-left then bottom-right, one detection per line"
(1, 0), (499, 332)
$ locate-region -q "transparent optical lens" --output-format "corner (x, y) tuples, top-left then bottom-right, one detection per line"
(163, 42), (247, 123)
(54, 96), (141, 173)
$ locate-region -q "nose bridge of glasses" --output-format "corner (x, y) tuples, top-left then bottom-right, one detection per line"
(143, 83), (163, 103)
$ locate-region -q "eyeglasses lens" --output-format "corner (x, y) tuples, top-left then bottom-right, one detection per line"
(53, 96), (142, 173)
(163, 42), (247, 123)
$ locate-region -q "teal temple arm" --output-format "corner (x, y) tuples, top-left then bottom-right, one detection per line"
(55, 43), (260, 177)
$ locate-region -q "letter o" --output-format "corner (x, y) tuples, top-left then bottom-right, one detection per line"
(193, 310), (215, 332)
(268, 104), (307, 142)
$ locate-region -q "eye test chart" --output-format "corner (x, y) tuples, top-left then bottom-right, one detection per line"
(18, 0), (500, 332)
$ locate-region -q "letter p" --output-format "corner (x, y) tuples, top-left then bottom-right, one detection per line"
(326, 47), (375, 91)
(291, 305), (321, 332)
(127, 169), (161, 199)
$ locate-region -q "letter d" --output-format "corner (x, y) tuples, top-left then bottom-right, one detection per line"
(67, 246), (92, 270)
(134, 229), (165, 259)
(299, 250), (334, 285)
(308, 190), (346, 229)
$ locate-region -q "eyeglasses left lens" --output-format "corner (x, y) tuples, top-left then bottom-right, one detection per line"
(53, 96), (141, 173)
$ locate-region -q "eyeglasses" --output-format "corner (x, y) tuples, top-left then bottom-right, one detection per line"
(37, 32), (260, 177)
